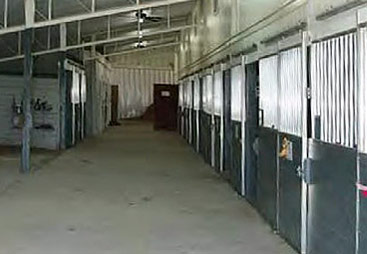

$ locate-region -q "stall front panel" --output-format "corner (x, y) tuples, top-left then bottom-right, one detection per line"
(244, 62), (259, 205)
(230, 64), (243, 193)
(277, 47), (303, 252)
(308, 33), (357, 254)
(214, 70), (223, 172)
(200, 74), (213, 164)
(193, 76), (201, 152)
(257, 55), (279, 229)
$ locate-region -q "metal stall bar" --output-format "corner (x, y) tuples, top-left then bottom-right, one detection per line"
(240, 55), (246, 196)
(301, 31), (309, 254)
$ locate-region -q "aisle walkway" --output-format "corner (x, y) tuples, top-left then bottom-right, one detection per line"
(0, 121), (296, 254)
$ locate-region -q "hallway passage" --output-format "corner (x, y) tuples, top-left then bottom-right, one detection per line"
(0, 121), (296, 254)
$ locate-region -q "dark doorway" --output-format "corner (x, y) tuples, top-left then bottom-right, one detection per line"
(154, 84), (178, 131)
(110, 85), (119, 126)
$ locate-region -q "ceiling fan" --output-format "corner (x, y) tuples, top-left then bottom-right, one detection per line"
(135, 10), (164, 23)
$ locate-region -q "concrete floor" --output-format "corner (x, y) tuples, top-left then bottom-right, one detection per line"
(0, 121), (296, 254)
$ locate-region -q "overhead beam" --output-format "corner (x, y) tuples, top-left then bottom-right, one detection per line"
(0, 0), (193, 36)
(0, 25), (191, 63)
(86, 41), (181, 60)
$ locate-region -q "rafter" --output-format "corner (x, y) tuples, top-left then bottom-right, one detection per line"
(0, 0), (193, 36)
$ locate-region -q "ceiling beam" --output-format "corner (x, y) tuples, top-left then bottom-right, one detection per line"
(86, 41), (181, 61)
(0, 0), (193, 36)
(0, 25), (190, 63)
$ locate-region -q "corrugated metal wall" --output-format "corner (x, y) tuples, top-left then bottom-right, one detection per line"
(359, 28), (367, 153)
(112, 68), (175, 119)
(279, 48), (303, 137)
(214, 71), (223, 116)
(311, 33), (357, 148)
(193, 76), (200, 111)
(0, 75), (60, 150)
(231, 65), (242, 122)
(259, 55), (279, 129)
(203, 75), (213, 114)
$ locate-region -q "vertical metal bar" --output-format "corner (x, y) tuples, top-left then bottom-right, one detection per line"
(211, 69), (215, 168)
(91, 0), (96, 12)
(47, 26), (51, 49)
(60, 23), (67, 50)
(241, 55), (246, 196)
(21, 29), (33, 174)
(48, 0), (52, 20)
(107, 15), (111, 40)
(167, 5), (171, 29)
(220, 65), (224, 172)
(18, 31), (22, 55)
(4, 0), (8, 28)
(301, 31), (309, 254)
(77, 20), (81, 44)
(355, 12), (361, 254)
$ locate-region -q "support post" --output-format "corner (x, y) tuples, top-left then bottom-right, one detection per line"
(21, 29), (33, 174)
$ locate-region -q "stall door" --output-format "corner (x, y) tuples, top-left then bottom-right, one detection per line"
(213, 70), (223, 172)
(193, 77), (200, 152)
(223, 69), (232, 180)
(257, 55), (279, 229)
(307, 33), (357, 254)
(245, 62), (259, 205)
(154, 84), (178, 131)
(200, 75), (213, 164)
(230, 65), (242, 194)
(277, 48), (303, 252)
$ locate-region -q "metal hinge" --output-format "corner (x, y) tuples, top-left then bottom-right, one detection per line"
(302, 158), (315, 184)
(306, 87), (312, 99)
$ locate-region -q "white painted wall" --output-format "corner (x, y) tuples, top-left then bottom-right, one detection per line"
(112, 67), (175, 119)
(179, 0), (366, 77)
(0, 75), (60, 150)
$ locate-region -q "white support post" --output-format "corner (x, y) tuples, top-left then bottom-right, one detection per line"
(167, 5), (171, 29)
(24, 0), (35, 28)
(107, 16), (111, 39)
(60, 23), (67, 50)
(48, 0), (53, 19)
(91, 0), (96, 12)
(4, 0), (8, 28)
(77, 20), (81, 44)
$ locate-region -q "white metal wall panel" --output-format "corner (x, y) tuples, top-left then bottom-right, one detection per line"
(112, 68), (174, 119)
(279, 47), (303, 136)
(231, 65), (242, 122)
(193, 76), (200, 111)
(0, 75), (60, 150)
(214, 71), (223, 116)
(360, 28), (367, 153)
(259, 55), (279, 129)
(311, 33), (357, 148)
(185, 79), (193, 109)
(203, 75), (213, 114)
(179, 83), (184, 107)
